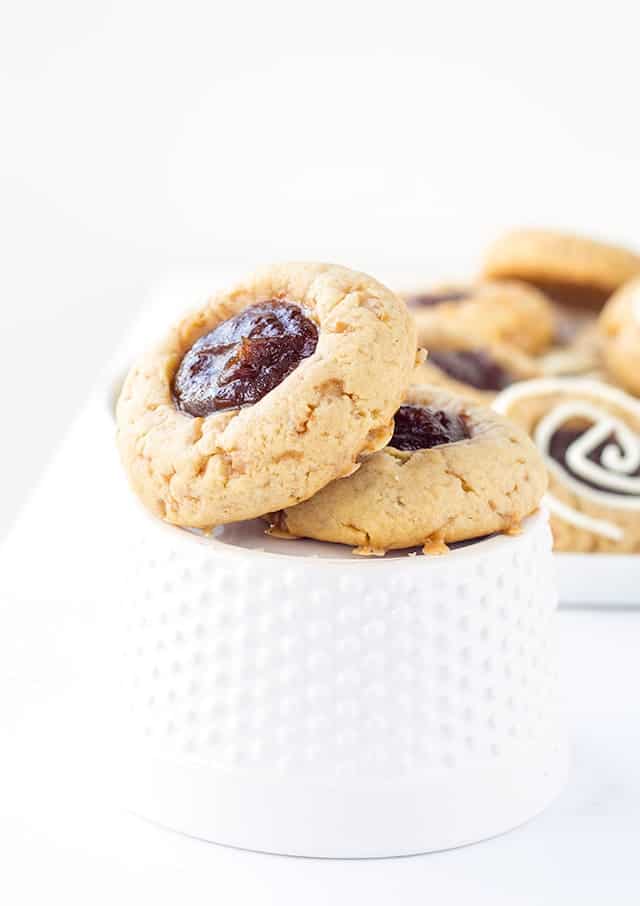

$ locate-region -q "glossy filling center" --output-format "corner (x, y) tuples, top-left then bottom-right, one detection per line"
(173, 301), (319, 416)
(549, 425), (640, 496)
(390, 405), (470, 451)
(407, 289), (470, 307)
(428, 349), (513, 391)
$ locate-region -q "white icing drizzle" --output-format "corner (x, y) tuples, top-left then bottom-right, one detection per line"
(543, 494), (624, 542)
(493, 378), (640, 540)
(534, 401), (640, 502)
(493, 377), (640, 419)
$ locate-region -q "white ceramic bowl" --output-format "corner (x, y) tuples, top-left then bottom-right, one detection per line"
(114, 484), (567, 856)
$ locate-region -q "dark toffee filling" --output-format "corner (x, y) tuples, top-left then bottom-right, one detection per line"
(406, 289), (470, 308)
(390, 405), (470, 452)
(523, 278), (611, 311)
(428, 349), (513, 392)
(548, 425), (640, 496)
(173, 301), (319, 417)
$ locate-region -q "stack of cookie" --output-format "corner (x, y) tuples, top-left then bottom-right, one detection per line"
(405, 229), (640, 553)
(116, 262), (547, 556)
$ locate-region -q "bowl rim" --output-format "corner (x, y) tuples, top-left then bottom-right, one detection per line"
(131, 495), (548, 567)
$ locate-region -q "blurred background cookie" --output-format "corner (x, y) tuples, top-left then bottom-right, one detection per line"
(481, 229), (640, 311)
(494, 377), (640, 553)
(415, 331), (540, 403)
(599, 278), (640, 396)
(538, 320), (603, 378)
(405, 279), (555, 355)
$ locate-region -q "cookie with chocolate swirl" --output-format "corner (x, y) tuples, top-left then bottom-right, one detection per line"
(494, 377), (640, 553)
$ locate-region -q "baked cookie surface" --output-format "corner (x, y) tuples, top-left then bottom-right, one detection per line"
(599, 278), (640, 396)
(268, 386), (547, 554)
(406, 280), (554, 354)
(116, 262), (417, 527)
(482, 229), (640, 310)
(493, 377), (640, 552)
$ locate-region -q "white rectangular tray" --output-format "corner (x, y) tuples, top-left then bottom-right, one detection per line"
(555, 552), (639, 606)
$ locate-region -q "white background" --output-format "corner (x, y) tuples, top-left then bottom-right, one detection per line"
(2, 2), (640, 903)
(2, 0), (640, 538)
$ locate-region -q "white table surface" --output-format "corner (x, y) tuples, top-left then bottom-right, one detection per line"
(2, 384), (640, 905)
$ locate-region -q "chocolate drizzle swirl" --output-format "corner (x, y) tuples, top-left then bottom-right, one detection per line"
(549, 425), (640, 497)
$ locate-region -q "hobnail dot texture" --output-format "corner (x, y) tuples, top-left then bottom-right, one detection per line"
(123, 520), (559, 779)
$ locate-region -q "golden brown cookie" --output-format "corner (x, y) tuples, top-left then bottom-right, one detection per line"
(493, 377), (640, 553)
(268, 386), (547, 554)
(415, 338), (540, 404)
(116, 262), (417, 527)
(482, 229), (640, 310)
(406, 280), (555, 354)
(599, 278), (640, 396)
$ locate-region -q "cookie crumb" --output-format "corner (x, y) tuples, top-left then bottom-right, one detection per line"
(265, 524), (301, 541)
(353, 545), (387, 557)
(422, 533), (450, 556)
